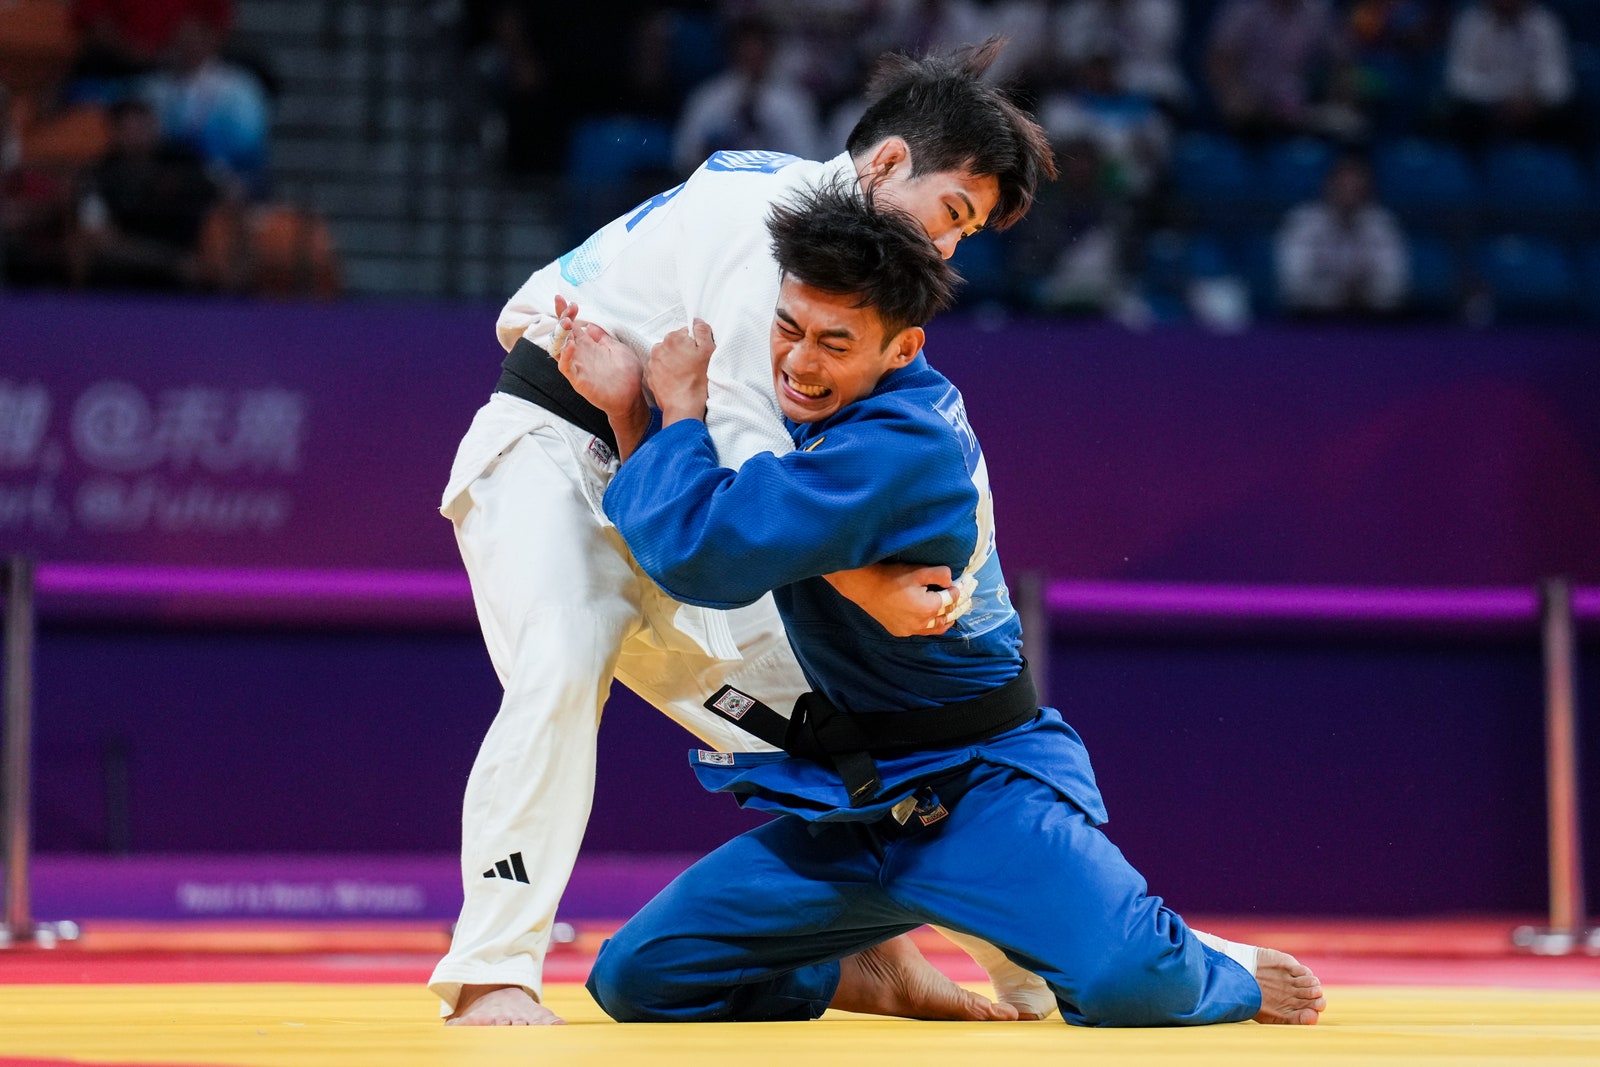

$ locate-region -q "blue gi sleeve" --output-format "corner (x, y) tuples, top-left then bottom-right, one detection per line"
(603, 410), (976, 609)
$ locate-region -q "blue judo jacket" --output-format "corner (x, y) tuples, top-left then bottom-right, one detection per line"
(604, 354), (1108, 825)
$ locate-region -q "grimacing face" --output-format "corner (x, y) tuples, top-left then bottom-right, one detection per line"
(769, 277), (920, 424)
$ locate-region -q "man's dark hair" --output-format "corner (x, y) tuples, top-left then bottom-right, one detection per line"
(845, 38), (1057, 231)
(767, 180), (956, 342)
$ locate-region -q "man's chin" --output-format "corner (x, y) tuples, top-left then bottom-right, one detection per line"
(778, 397), (834, 423)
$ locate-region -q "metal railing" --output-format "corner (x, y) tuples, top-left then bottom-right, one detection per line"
(1, 556), (76, 947)
(2, 558), (1594, 951)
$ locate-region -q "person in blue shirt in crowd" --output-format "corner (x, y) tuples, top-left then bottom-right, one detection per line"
(553, 179), (1328, 1028)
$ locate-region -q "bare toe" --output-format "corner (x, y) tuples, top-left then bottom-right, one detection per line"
(1252, 949), (1326, 1026)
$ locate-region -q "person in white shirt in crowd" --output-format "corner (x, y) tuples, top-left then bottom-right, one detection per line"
(673, 15), (822, 177)
(1276, 153), (1409, 318)
(1442, 0), (1580, 146)
(1052, 0), (1188, 112)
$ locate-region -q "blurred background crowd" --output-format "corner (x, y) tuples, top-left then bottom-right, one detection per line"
(3, 0), (1599, 326)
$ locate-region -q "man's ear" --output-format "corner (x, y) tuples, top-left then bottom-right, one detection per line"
(886, 326), (923, 369)
(861, 136), (911, 181)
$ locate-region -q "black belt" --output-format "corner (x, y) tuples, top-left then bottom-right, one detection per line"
(702, 661), (1039, 808)
(495, 337), (618, 453)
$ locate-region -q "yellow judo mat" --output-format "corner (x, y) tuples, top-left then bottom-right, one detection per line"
(4, 982), (1600, 1067)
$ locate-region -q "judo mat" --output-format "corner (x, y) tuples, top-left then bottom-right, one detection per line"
(3, 918), (1600, 1067)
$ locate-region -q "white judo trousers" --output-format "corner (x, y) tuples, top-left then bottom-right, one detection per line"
(429, 394), (808, 1009)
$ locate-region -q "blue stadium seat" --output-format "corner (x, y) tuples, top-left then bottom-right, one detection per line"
(1170, 132), (1258, 224)
(1482, 143), (1591, 226)
(949, 231), (1010, 306)
(1581, 243), (1600, 322)
(667, 11), (725, 93)
(1185, 232), (1237, 279)
(1545, 0), (1600, 43)
(1406, 234), (1461, 314)
(1236, 230), (1279, 316)
(1260, 138), (1335, 209)
(1138, 230), (1192, 321)
(1475, 236), (1577, 318)
(1576, 43), (1600, 144)
(567, 117), (675, 186)
(1372, 138), (1479, 224)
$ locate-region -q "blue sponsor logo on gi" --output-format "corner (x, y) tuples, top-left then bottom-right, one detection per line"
(558, 232), (605, 286)
(705, 150), (799, 173)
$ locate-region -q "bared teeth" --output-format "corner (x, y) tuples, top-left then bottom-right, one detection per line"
(786, 375), (828, 398)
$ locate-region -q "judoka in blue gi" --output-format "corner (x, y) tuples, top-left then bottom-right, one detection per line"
(554, 180), (1328, 1028)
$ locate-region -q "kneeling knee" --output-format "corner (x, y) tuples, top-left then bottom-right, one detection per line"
(587, 935), (721, 1023)
(1072, 959), (1201, 1027)
(586, 938), (663, 1022)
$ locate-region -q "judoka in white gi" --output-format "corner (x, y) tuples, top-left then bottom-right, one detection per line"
(433, 41), (1061, 1025)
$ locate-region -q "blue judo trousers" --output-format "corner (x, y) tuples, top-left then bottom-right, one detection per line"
(589, 356), (1263, 1026)
(586, 756), (1259, 1026)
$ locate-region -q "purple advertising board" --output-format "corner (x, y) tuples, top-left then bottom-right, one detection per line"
(4, 292), (1598, 589)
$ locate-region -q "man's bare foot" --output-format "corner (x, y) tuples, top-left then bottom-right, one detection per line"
(1252, 948), (1326, 1025)
(832, 935), (1020, 1021)
(990, 967), (1056, 1021)
(932, 927), (1056, 1020)
(446, 984), (565, 1026)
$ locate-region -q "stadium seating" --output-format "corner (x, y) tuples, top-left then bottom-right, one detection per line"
(1170, 131), (1258, 225)
(566, 117), (675, 186)
(1372, 138), (1479, 227)
(1260, 137), (1335, 211)
(1481, 143), (1592, 230)
(1406, 233), (1463, 315)
(948, 230), (1009, 307)
(1475, 235), (1577, 319)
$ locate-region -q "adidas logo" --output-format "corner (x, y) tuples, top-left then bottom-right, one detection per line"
(482, 852), (530, 884)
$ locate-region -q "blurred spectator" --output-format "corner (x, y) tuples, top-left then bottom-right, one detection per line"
(1, 83), (79, 287)
(1207, 0), (1363, 139)
(1275, 153), (1409, 318)
(70, 97), (219, 291)
(1052, 0), (1188, 111)
(729, 0), (878, 112)
(453, 0), (558, 173)
(142, 15), (269, 196)
(1442, 0), (1580, 146)
(1015, 136), (1132, 314)
(673, 16), (821, 175)
(68, 0), (232, 98)
(453, 1), (684, 176)
(1346, 0), (1450, 133)
(1039, 49), (1170, 198)
(866, 1), (1049, 90)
